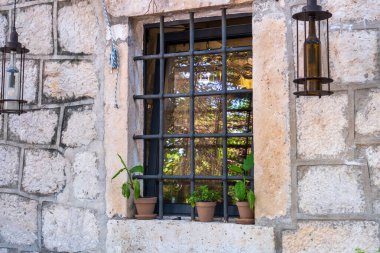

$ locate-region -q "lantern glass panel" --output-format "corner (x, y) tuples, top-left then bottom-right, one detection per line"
(4, 50), (20, 110)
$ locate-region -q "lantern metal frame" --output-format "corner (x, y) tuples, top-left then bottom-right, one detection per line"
(293, 0), (333, 97)
(0, 0), (29, 114)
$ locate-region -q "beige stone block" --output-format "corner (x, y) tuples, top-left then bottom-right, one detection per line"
(8, 109), (59, 145)
(16, 4), (53, 55)
(252, 13), (291, 220)
(330, 30), (378, 83)
(43, 61), (98, 101)
(0, 145), (19, 187)
(356, 88), (380, 137)
(107, 220), (275, 253)
(58, 1), (98, 54)
(22, 149), (67, 195)
(323, 0), (380, 22)
(0, 194), (38, 245)
(283, 221), (380, 253)
(298, 165), (365, 215)
(296, 92), (348, 159)
(105, 0), (252, 17)
(104, 43), (130, 218)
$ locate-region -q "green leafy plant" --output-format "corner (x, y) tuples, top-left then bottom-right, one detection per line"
(112, 154), (144, 200)
(229, 153), (255, 209)
(187, 185), (221, 207)
(355, 248), (380, 253)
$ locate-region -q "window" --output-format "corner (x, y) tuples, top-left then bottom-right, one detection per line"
(133, 10), (253, 221)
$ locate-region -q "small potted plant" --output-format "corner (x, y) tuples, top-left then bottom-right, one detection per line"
(112, 154), (157, 220)
(187, 185), (221, 222)
(229, 153), (255, 224)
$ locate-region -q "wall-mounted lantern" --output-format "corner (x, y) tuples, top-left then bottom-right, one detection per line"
(0, 0), (29, 114)
(293, 0), (333, 97)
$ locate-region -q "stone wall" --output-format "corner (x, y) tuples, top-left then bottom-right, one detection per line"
(0, 0), (379, 252)
(0, 0), (106, 252)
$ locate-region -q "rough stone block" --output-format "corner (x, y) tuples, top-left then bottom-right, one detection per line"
(72, 152), (100, 200)
(22, 149), (67, 195)
(323, 0), (380, 22)
(283, 221), (380, 253)
(360, 145), (380, 190)
(0, 194), (38, 245)
(0, 249), (17, 253)
(43, 61), (98, 101)
(0, 145), (19, 187)
(356, 88), (380, 137)
(297, 92), (348, 159)
(16, 4), (53, 55)
(330, 30), (378, 83)
(298, 165), (365, 215)
(61, 106), (96, 147)
(373, 199), (380, 214)
(0, 13), (7, 47)
(107, 220), (275, 253)
(42, 204), (99, 252)
(8, 109), (58, 145)
(23, 60), (39, 104)
(58, 1), (98, 54)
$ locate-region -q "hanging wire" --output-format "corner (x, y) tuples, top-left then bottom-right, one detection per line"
(101, 0), (119, 109)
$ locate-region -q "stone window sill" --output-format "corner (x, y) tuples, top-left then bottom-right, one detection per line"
(107, 219), (275, 253)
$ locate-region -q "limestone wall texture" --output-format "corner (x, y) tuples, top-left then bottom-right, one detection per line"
(0, 0), (379, 252)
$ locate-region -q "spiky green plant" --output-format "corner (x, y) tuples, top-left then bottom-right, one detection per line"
(229, 153), (255, 209)
(112, 154), (144, 200)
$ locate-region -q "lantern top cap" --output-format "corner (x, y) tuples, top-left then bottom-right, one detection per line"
(292, 0), (332, 21)
(1, 0), (29, 54)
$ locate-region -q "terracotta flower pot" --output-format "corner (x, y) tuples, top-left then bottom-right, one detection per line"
(236, 201), (254, 224)
(196, 202), (216, 222)
(236, 201), (254, 218)
(134, 197), (157, 218)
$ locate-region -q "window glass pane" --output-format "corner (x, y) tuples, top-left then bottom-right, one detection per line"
(227, 51), (252, 90)
(195, 138), (222, 176)
(144, 99), (160, 135)
(195, 54), (222, 92)
(194, 95), (223, 133)
(164, 57), (190, 94)
(164, 180), (190, 204)
(144, 59), (159, 95)
(227, 137), (253, 175)
(163, 138), (191, 176)
(164, 97), (190, 134)
(227, 93), (252, 133)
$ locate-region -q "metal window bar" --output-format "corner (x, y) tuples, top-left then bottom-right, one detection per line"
(189, 12), (196, 220)
(133, 10), (253, 220)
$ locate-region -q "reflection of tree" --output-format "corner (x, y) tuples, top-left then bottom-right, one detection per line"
(162, 48), (253, 203)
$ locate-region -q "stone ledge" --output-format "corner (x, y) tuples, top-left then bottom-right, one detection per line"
(106, 219), (275, 253)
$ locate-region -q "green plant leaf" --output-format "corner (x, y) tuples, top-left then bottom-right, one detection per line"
(122, 183), (130, 199)
(243, 153), (254, 172)
(234, 181), (246, 201)
(133, 179), (141, 199)
(112, 168), (125, 180)
(247, 190), (255, 210)
(130, 165), (144, 174)
(117, 154), (127, 168)
(229, 164), (243, 174)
